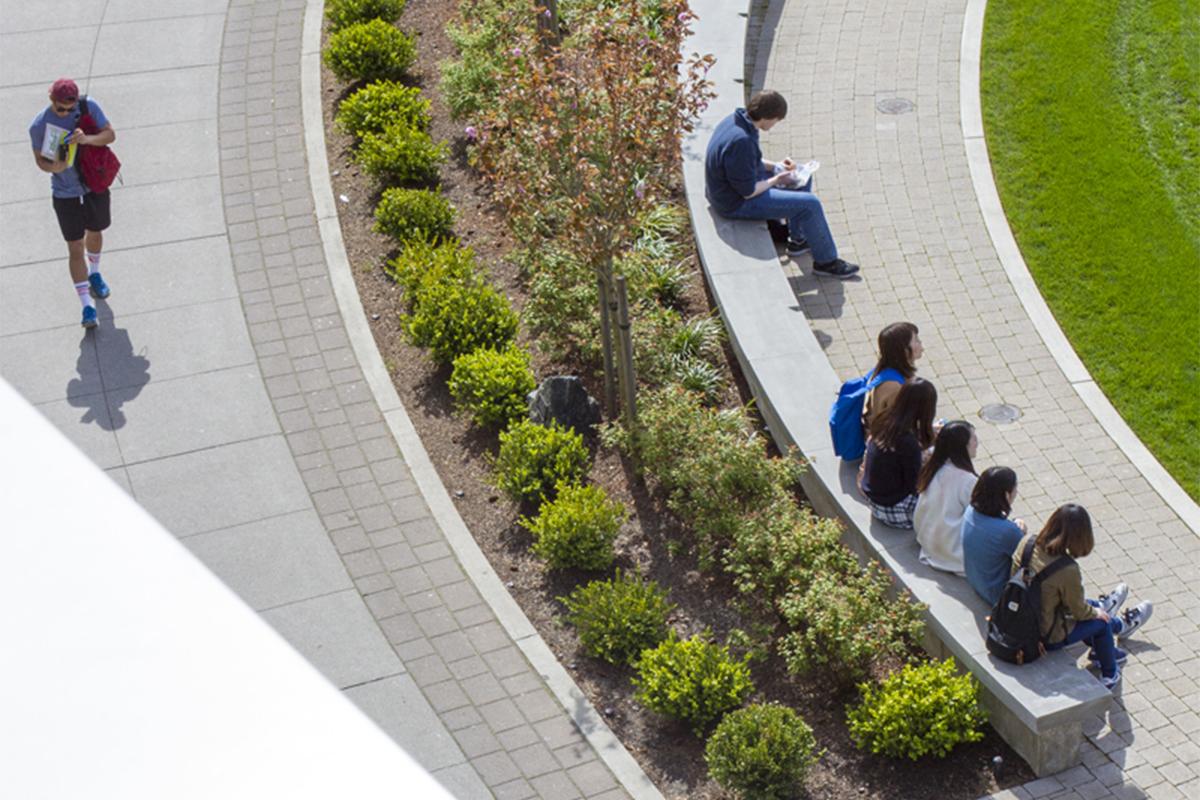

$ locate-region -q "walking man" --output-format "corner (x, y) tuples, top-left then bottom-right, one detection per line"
(29, 78), (115, 328)
(705, 90), (859, 278)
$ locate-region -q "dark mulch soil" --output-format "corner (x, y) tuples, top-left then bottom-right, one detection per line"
(319, 2), (1035, 797)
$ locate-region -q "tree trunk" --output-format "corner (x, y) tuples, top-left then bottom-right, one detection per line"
(596, 272), (617, 417)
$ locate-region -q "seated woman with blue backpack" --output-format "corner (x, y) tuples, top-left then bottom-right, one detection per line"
(858, 377), (938, 529)
(830, 321), (923, 461)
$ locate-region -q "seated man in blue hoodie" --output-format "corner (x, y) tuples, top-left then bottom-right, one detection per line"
(705, 90), (859, 278)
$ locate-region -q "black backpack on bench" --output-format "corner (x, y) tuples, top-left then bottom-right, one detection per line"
(986, 539), (1073, 665)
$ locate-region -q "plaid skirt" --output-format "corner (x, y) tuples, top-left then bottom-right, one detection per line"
(870, 494), (918, 529)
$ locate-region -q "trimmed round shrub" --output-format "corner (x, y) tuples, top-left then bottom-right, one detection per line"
(357, 122), (446, 184)
(561, 570), (674, 665)
(493, 420), (590, 507)
(336, 81), (430, 139)
(375, 187), (456, 242)
(523, 483), (626, 571)
(384, 238), (477, 306)
(324, 19), (417, 83)
(847, 658), (987, 760)
(403, 279), (518, 364)
(705, 704), (819, 799)
(449, 345), (536, 428)
(326, 0), (407, 32)
(633, 634), (754, 736)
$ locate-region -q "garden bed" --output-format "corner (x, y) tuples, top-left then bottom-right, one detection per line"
(320, 1), (1033, 797)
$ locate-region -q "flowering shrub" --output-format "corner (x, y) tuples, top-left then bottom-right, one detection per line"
(847, 659), (987, 760)
(336, 81), (430, 139)
(706, 704), (819, 799)
(561, 570), (674, 665)
(324, 19), (416, 83)
(374, 187), (456, 242)
(633, 634), (753, 735)
(524, 483), (626, 570)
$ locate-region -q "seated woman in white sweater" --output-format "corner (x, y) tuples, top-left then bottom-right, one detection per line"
(913, 421), (978, 574)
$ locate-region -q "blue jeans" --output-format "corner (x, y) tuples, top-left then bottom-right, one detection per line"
(1048, 599), (1122, 677)
(721, 172), (839, 263)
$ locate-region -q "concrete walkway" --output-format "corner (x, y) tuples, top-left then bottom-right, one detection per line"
(0, 2), (638, 798)
(749, 1), (1199, 798)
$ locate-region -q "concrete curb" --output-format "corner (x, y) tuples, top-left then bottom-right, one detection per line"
(959, 0), (1200, 536)
(299, 2), (663, 798)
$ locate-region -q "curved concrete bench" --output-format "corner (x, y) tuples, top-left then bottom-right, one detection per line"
(681, 0), (1110, 778)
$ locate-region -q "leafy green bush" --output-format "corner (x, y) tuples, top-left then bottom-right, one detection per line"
(633, 634), (753, 735)
(384, 238), (477, 306)
(325, 0), (407, 32)
(324, 19), (416, 83)
(449, 345), (535, 428)
(493, 420), (590, 506)
(403, 279), (518, 364)
(778, 566), (925, 686)
(440, 1), (522, 118)
(523, 483), (626, 570)
(561, 570), (674, 665)
(357, 122), (446, 184)
(336, 81), (430, 139)
(375, 187), (456, 242)
(705, 704), (819, 799)
(847, 659), (987, 760)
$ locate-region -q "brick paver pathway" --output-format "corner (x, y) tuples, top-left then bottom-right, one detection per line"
(749, 1), (1199, 798)
(0, 2), (631, 798)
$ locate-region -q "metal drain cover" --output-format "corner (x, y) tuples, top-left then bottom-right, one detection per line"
(875, 97), (915, 115)
(980, 403), (1022, 424)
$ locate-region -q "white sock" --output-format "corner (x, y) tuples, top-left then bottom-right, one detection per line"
(86, 251), (101, 275)
(75, 281), (95, 310)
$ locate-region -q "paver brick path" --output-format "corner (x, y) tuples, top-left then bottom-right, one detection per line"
(749, 1), (1199, 798)
(0, 2), (630, 798)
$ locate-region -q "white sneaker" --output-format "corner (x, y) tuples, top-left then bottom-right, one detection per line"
(1118, 601), (1153, 640)
(1099, 583), (1129, 616)
(1100, 667), (1122, 691)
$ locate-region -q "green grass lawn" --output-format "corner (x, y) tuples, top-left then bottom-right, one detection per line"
(981, 0), (1200, 500)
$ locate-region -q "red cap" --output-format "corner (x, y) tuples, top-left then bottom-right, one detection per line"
(50, 78), (79, 103)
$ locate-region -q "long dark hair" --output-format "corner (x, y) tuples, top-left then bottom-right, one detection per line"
(970, 466), (1017, 518)
(1037, 503), (1095, 557)
(869, 377), (937, 450)
(916, 421), (976, 494)
(873, 322), (919, 380)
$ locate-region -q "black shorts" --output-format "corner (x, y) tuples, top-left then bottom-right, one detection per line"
(52, 190), (111, 242)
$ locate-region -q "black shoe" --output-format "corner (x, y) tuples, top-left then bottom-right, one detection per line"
(812, 259), (860, 279)
(786, 238), (811, 256)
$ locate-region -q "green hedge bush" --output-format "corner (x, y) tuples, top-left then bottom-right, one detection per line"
(403, 278), (518, 364)
(493, 420), (590, 506)
(384, 238), (477, 306)
(357, 122), (446, 184)
(561, 570), (674, 665)
(375, 187), (456, 242)
(847, 659), (987, 760)
(448, 345), (535, 428)
(324, 19), (416, 83)
(778, 566), (925, 686)
(523, 483), (626, 570)
(336, 81), (430, 139)
(325, 0), (407, 32)
(633, 634), (753, 735)
(705, 703), (819, 799)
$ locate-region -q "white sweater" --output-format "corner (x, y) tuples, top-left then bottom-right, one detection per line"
(913, 464), (977, 575)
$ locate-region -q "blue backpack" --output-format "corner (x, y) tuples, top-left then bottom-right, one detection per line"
(829, 368), (904, 460)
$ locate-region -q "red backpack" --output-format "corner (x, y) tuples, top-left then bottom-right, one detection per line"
(76, 96), (121, 193)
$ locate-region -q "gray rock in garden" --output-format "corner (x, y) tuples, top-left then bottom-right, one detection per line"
(527, 376), (602, 434)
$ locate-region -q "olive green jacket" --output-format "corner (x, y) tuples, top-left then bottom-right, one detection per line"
(1009, 533), (1097, 644)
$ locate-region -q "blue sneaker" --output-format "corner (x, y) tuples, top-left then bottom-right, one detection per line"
(81, 305), (98, 329)
(88, 271), (111, 299)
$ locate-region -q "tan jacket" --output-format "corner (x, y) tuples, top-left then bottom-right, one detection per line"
(1010, 533), (1097, 644)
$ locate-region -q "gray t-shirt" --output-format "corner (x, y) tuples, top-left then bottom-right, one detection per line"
(29, 97), (110, 198)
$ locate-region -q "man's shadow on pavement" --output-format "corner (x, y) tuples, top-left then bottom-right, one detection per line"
(67, 302), (150, 430)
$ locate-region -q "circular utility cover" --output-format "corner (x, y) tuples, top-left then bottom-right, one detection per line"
(875, 97), (915, 115)
(979, 403), (1022, 424)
